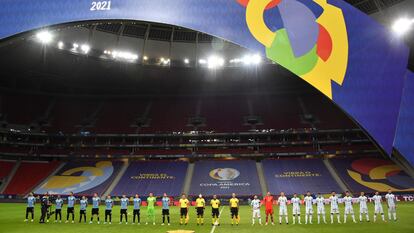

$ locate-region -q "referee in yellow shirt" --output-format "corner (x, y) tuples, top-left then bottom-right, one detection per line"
(229, 193), (240, 226)
(179, 194), (190, 225)
(210, 195), (221, 226)
(195, 194), (205, 225)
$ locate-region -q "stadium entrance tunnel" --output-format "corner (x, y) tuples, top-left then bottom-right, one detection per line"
(0, 0), (412, 165)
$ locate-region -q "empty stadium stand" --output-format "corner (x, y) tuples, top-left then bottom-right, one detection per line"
(3, 161), (60, 195)
(262, 158), (341, 195)
(330, 156), (414, 193)
(112, 161), (188, 196)
(34, 161), (122, 195)
(189, 160), (262, 196)
(0, 93), (359, 134)
(0, 160), (15, 180)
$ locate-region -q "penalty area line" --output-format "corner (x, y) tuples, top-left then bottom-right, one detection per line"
(210, 207), (224, 233)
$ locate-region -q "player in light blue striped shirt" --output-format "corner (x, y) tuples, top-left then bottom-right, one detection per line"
(79, 196), (88, 223)
(161, 193), (171, 225)
(120, 195), (129, 224)
(104, 195), (113, 224)
(55, 195), (63, 223)
(66, 192), (76, 223)
(25, 192), (36, 222)
(132, 194), (141, 224)
(90, 193), (101, 224)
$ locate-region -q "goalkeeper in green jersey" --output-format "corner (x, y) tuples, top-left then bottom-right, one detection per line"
(146, 193), (156, 225)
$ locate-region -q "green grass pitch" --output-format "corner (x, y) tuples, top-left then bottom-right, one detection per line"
(0, 203), (413, 233)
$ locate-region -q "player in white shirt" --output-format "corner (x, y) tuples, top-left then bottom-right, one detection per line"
(385, 189), (397, 221)
(290, 193), (301, 224)
(277, 192), (288, 224)
(315, 193), (327, 224)
(342, 191), (357, 223)
(329, 191), (341, 224)
(250, 195), (262, 225)
(303, 191), (314, 224)
(358, 192), (370, 222)
(372, 191), (386, 222)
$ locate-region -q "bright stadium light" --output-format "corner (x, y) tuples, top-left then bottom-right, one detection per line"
(36, 31), (53, 44)
(112, 50), (138, 61)
(199, 59), (207, 64)
(72, 43), (79, 50)
(251, 54), (262, 64)
(242, 54), (262, 65)
(57, 41), (64, 49)
(392, 17), (414, 36)
(207, 55), (224, 69)
(184, 58), (189, 64)
(80, 44), (90, 54)
(143, 55), (148, 61)
(230, 58), (242, 63)
(162, 58), (170, 65)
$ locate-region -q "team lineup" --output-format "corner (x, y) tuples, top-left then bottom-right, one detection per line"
(24, 189), (398, 226)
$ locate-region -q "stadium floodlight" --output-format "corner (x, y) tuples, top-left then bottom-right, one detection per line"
(207, 55), (224, 69)
(161, 58), (170, 65)
(112, 50), (138, 61)
(199, 59), (207, 64)
(392, 17), (414, 36)
(242, 54), (262, 65)
(80, 44), (90, 54)
(72, 43), (79, 50)
(184, 58), (190, 64)
(143, 56), (148, 61)
(57, 41), (64, 49)
(230, 58), (242, 63)
(251, 54), (262, 64)
(36, 31), (53, 44)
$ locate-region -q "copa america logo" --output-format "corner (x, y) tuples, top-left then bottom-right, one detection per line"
(209, 168), (240, 181)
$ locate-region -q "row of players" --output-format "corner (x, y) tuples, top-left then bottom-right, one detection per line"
(25, 189), (398, 226)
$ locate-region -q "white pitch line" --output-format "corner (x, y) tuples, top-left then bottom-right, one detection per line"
(210, 207), (224, 233)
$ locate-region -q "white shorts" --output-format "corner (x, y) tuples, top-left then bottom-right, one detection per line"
(344, 207), (354, 214)
(305, 207), (313, 215)
(317, 206), (325, 215)
(359, 207), (368, 214)
(253, 209), (261, 218)
(374, 205), (384, 214)
(331, 206), (339, 214)
(388, 205), (396, 213)
(279, 206), (287, 216)
(292, 206), (300, 215)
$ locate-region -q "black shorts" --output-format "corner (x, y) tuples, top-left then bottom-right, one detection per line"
(105, 210), (112, 215)
(92, 208), (99, 215)
(55, 209), (61, 214)
(196, 207), (204, 216)
(80, 210), (86, 215)
(180, 208), (188, 217)
(120, 209), (127, 215)
(67, 207), (74, 213)
(133, 209), (140, 215)
(230, 207), (238, 217)
(162, 209), (170, 216)
(212, 208), (219, 217)
(26, 207), (34, 213)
